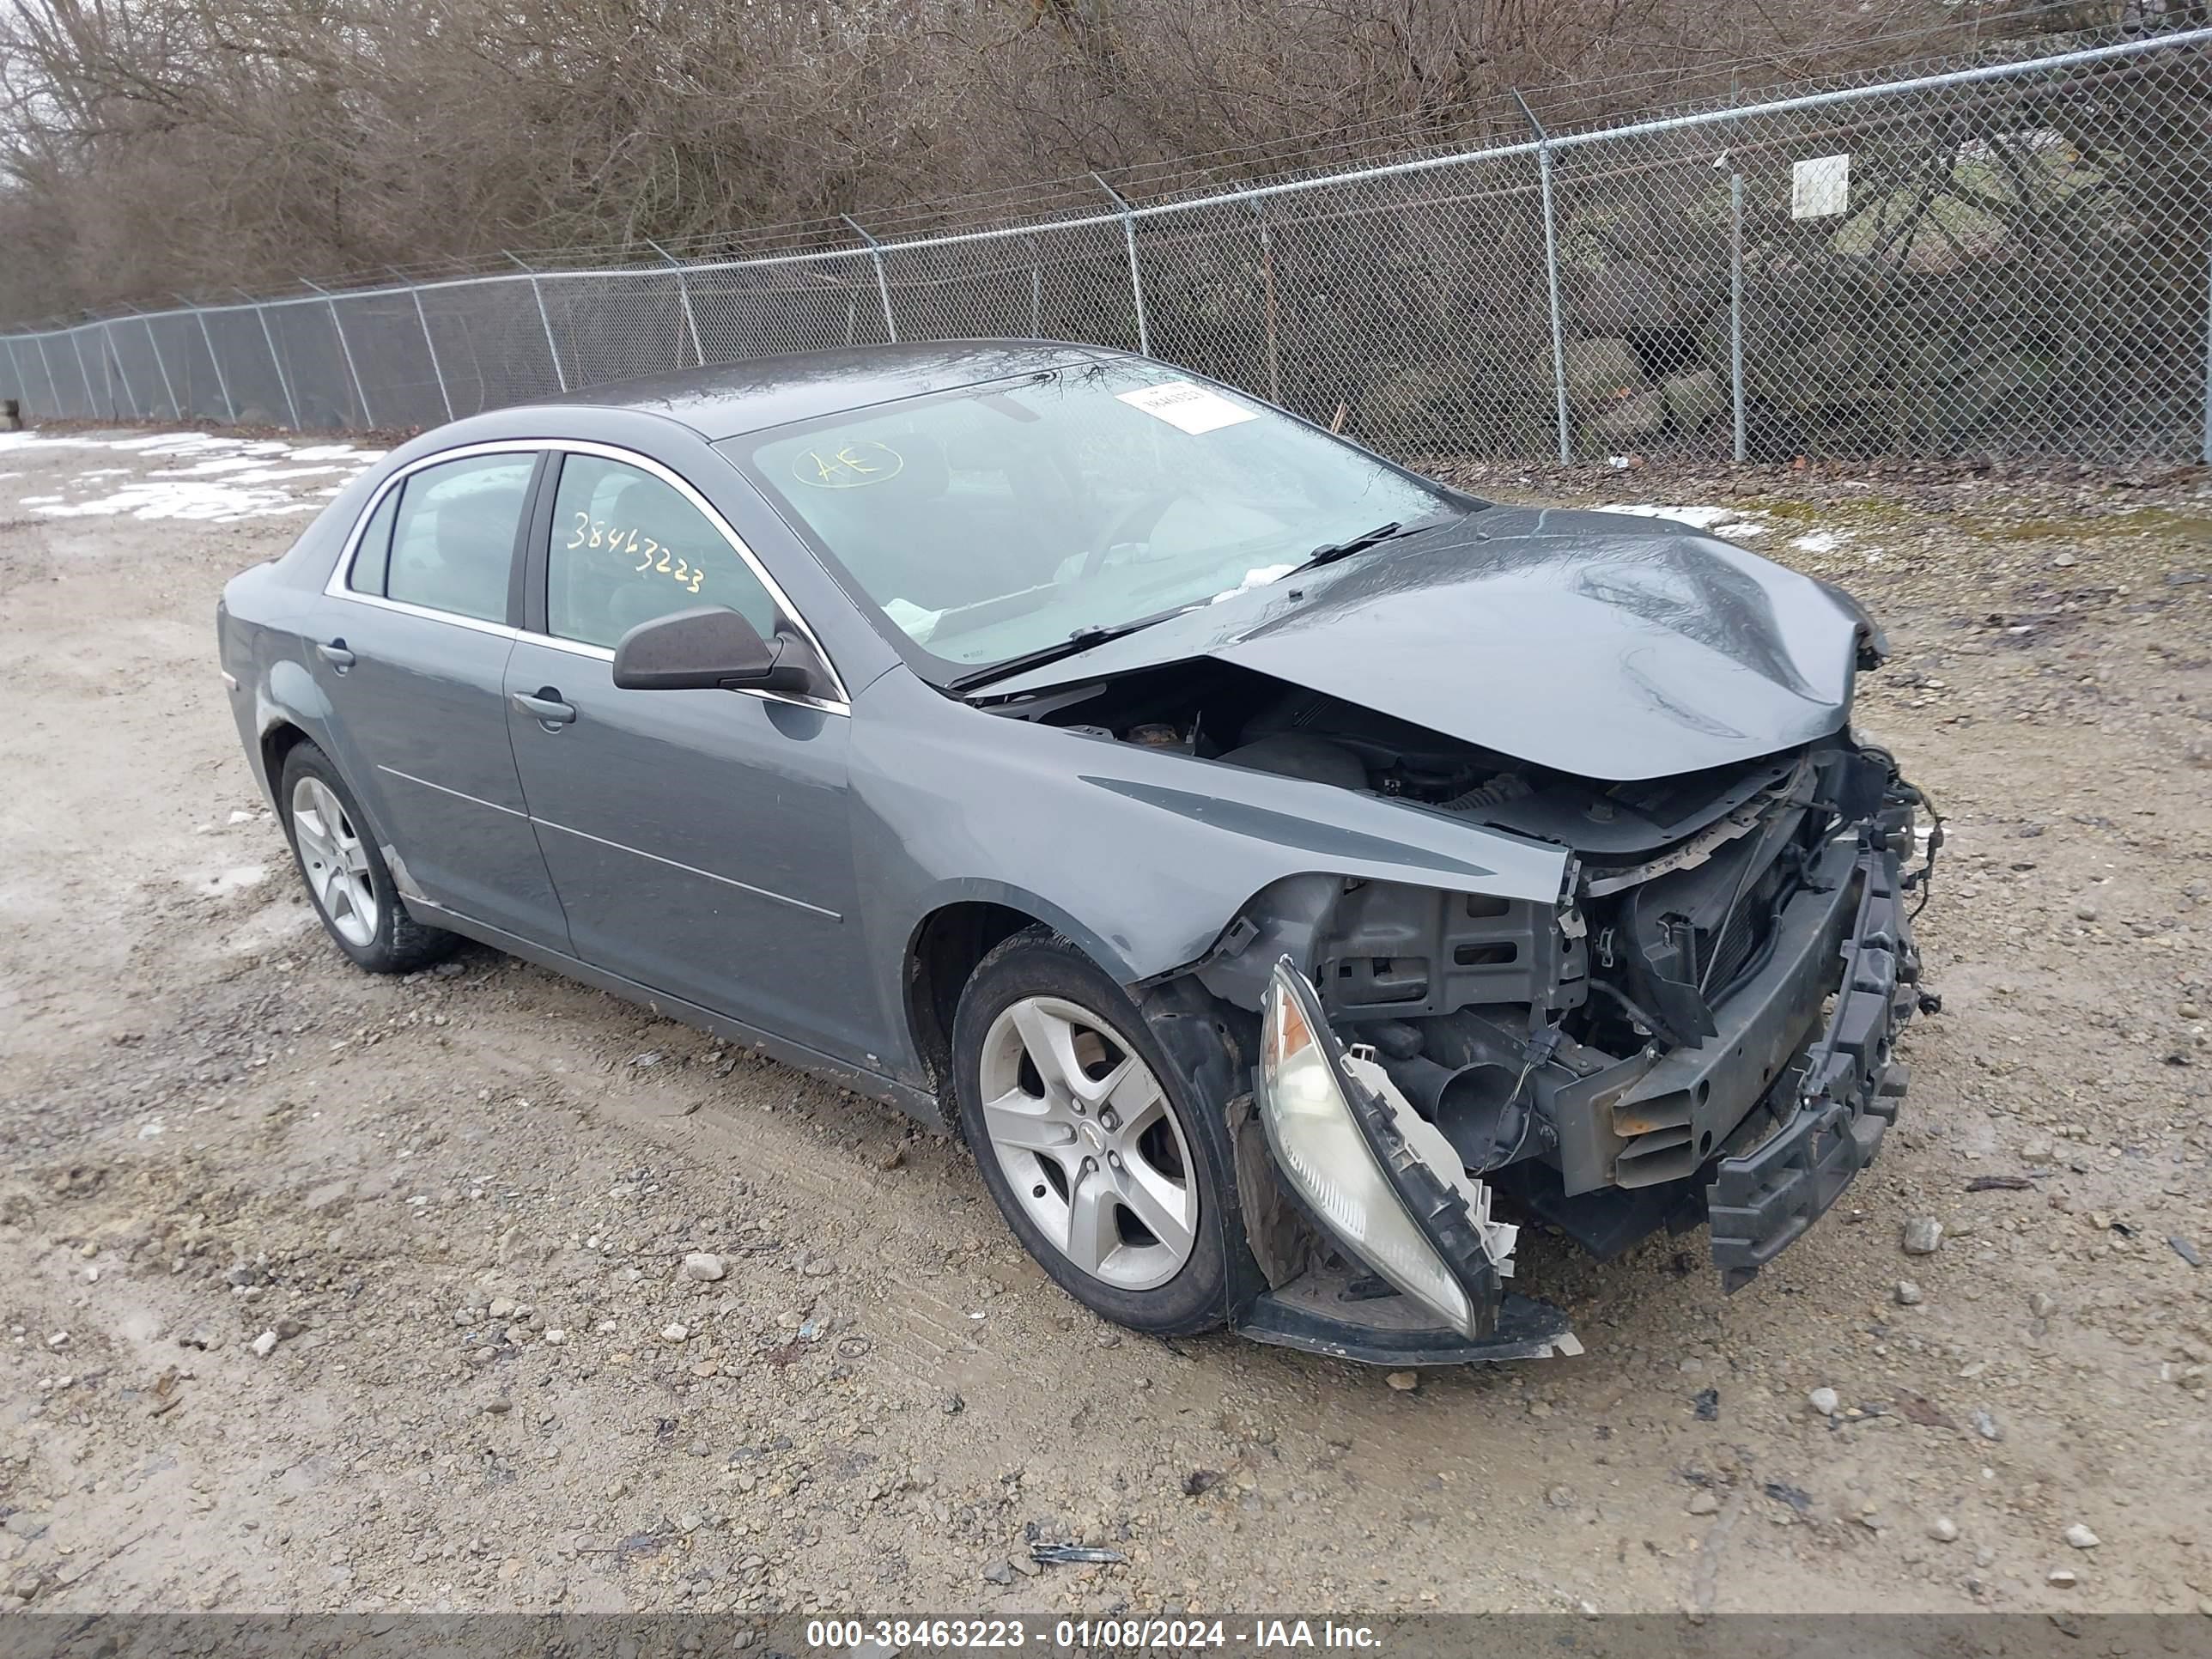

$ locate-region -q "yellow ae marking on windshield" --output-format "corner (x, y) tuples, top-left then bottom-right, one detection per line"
(795, 439), (904, 489)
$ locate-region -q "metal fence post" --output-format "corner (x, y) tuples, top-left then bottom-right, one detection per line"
(69, 327), (99, 417)
(392, 272), (454, 423)
(252, 300), (302, 430)
(301, 279), (373, 427)
(1091, 174), (1152, 356)
(135, 311), (181, 419)
(2202, 238), (2212, 465)
(185, 297), (236, 423)
(840, 216), (898, 343)
(505, 253), (568, 392)
(647, 240), (706, 367)
(3, 337), (27, 416)
(1514, 93), (1572, 466)
(100, 322), (137, 417)
(1731, 172), (1747, 465)
(33, 333), (63, 417)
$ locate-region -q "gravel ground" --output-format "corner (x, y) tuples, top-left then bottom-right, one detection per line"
(0, 425), (2208, 1620)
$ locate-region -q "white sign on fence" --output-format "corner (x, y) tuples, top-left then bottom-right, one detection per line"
(1791, 154), (1851, 219)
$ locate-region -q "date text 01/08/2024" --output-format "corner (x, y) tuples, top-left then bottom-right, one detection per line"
(802, 1619), (1385, 1650)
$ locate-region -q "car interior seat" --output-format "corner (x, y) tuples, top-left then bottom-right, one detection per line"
(419, 481), (517, 620)
(556, 476), (648, 645)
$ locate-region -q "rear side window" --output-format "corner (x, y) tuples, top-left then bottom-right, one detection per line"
(546, 454), (777, 649)
(385, 453), (535, 624)
(348, 486), (400, 595)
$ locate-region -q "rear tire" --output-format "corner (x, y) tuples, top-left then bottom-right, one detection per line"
(951, 927), (1261, 1335)
(277, 740), (458, 975)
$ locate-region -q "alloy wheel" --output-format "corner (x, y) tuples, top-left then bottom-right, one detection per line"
(289, 775), (379, 948)
(975, 994), (1198, 1291)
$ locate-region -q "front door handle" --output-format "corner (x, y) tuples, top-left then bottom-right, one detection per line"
(316, 638), (356, 671)
(513, 689), (577, 726)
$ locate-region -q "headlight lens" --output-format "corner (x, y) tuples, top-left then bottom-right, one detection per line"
(1258, 960), (1475, 1336)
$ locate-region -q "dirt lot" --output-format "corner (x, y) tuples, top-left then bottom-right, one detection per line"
(0, 426), (2208, 1620)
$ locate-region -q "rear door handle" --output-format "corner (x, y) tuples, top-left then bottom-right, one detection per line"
(513, 690), (577, 726)
(316, 638), (356, 670)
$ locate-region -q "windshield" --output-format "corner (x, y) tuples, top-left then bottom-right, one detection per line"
(726, 362), (1462, 679)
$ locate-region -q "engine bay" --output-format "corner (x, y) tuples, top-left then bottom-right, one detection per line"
(999, 657), (1796, 859)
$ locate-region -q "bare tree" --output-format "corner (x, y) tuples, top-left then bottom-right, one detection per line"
(0, 0), (2094, 323)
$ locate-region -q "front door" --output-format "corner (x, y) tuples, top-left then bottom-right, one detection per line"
(504, 449), (874, 1065)
(308, 448), (571, 951)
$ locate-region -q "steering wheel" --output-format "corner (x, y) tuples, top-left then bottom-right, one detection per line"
(1079, 490), (1187, 580)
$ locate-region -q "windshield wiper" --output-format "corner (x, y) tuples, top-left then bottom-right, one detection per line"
(947, 610), (1180, 694)
(1295, 511), (1462, 574)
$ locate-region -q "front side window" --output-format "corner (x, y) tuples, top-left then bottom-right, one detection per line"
(384, 453), (534, 624)
(546, 454), (777, 650)
(726, 363), (1462, 679)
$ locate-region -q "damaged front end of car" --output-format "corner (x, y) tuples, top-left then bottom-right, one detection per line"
(1217, 737), (1937, 1364)
(1237, 954), (1583, 1363)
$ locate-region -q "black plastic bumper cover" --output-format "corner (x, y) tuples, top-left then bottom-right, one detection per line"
(1240, 1273), (1578, 1365)
(1706, 827), (1922, 1291)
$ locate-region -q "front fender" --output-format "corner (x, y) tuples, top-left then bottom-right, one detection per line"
(848, 670), (1571, 1072)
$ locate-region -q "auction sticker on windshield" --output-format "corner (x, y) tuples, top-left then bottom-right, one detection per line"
(1115, 380), (1258, 434)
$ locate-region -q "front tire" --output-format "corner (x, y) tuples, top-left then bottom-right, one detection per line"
(951, 927), (1261, 1335)
(277, 740), (457, 975)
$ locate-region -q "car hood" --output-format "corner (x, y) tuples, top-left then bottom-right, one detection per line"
(977, 506), (1864, 781)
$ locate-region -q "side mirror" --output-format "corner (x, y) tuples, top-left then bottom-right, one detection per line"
(611, 605), (819, 696)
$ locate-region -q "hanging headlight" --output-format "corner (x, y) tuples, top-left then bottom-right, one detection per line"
(1257, 957), (1514, 1339)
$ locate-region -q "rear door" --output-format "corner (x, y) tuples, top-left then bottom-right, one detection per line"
(305, 446), (572, 951)
(502, 445), (876, 1063)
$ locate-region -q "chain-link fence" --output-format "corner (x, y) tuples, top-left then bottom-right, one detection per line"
(4, 25), (2210, 466)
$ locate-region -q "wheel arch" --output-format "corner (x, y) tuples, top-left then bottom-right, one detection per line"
(903, 898), (1059, 1105)
(261, 718), (315, 800)
(248, 653), (337, 806)
(900, 877), (1167, 1098)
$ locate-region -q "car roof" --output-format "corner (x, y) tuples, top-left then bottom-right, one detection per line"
(524, 339), (1121, 441)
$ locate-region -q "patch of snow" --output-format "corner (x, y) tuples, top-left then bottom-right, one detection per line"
(0, 428), (377, 521)
(109, 434), (290, 458)
(149, 455), (292, 476)
(1607, 502), (1771, 542)
(292, 444), (385, 462)
(31, 481), (322, 522)
(1790, 530), (1845, 554)
(1607, 503), (1740, 531)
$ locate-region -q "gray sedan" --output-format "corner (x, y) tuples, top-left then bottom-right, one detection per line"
(218, 342), (1936, 1364)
